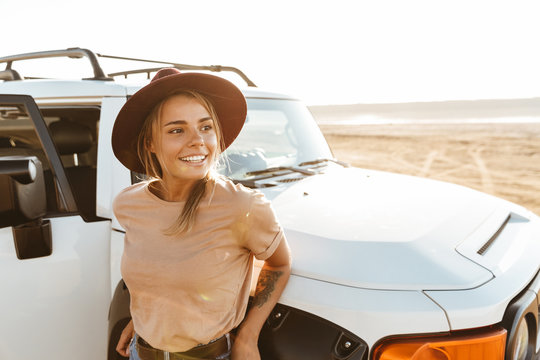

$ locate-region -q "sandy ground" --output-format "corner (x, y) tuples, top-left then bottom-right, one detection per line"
(319, 122), (540, 216)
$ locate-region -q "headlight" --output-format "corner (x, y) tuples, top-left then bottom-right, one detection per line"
(502, 289), (537, 360)
(512, 318), (529, 360)
(372, 326), (506, 360)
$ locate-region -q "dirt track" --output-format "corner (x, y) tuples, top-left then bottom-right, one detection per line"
(319, 123), (540, 216)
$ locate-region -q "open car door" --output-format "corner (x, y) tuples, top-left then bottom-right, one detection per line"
(0, 94), (110, 359)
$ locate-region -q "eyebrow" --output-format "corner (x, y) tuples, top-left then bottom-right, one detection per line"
(163, 117), (213, 127)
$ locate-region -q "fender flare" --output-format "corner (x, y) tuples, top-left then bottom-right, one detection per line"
(107, 279), (131, 360)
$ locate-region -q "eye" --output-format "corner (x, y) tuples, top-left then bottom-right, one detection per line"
(201, 124), (213, 131)
(168, 128), (184, 134)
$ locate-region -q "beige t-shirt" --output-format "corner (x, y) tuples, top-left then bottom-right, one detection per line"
(113, 177), (283, 352)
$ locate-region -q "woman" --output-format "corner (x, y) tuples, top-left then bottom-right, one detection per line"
(111, 68), (291, 360)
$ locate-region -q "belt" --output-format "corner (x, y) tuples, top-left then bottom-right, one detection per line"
(136, 334), (230, 360)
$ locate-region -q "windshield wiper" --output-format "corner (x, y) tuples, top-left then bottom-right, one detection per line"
(232, 179), (277, 188)
(245, 166), (316, 177)
(298, 158), (349, 168)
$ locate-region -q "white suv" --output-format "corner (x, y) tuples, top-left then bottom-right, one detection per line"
(1, 48), (539, 360)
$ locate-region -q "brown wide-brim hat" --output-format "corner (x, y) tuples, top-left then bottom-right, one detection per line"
(112, 68), (247, 174)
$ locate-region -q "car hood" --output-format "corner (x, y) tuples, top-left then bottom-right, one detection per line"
(263, 166), (509, 291)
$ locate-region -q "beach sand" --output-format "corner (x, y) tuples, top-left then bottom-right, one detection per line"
(319, 122), (540, 216)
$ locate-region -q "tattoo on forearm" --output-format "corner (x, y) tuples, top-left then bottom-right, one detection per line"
(252, 269), (284, 308)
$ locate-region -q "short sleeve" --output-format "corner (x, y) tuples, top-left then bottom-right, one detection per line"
(112, 182), (144, 231)
(243, 191), (284, 260)
(112, 189), (129, 230)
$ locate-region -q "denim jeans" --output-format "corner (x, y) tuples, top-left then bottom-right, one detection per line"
(128, 333), (141, 360)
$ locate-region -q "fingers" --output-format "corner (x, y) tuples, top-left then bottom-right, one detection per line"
(116, 328), (133, 356)
(116, 334), (131, 357)
(116, 320), (135, 357)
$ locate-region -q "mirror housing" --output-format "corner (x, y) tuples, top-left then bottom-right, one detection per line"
(0, 156), (46, 228)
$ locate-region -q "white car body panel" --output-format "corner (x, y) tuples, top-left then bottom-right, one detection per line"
(267, 167), (499, 291)
(0, 217), (110, 360)
(96, 96), (129, 220)
(456, 207), (534, 276)
(124, 82), (294, 100)
(275, 275), (449, 348)
(0, 79), (127, 99)
(426, 213), (540, 330)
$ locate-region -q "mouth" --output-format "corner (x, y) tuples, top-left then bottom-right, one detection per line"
(179, 155), (208, 163)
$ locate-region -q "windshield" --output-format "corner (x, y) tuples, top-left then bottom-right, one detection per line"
(219, 98), (332, 180)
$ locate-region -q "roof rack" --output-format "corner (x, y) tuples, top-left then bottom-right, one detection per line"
(98, 53), (256, 87)
(0, 48), (112, 81)
(0, 69), (22, 81)
(0, 47), (257, 87)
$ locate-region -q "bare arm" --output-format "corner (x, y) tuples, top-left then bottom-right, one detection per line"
(116, 319), (134, 357)
(232, 238), (291, 359)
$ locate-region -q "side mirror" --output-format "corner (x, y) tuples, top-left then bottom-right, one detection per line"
(0, 156), (46, 228)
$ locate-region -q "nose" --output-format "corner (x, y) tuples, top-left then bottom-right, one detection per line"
(188, 129), (204, 146)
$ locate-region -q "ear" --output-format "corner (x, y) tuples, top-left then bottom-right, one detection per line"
(146, 139), (156, 154)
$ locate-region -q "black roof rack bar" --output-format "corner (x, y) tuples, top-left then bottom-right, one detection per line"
(108, 67), (168, 79)
(98, 53), (256, 87)
(0, 48), (112, 81)
(0, 69), (22, 81)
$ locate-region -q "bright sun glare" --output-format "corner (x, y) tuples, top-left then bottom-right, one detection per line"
(2, 0), (540, 105)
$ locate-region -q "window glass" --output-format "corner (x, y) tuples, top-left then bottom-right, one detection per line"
(0, 105), (100, 218)
(220, 98), (332, 179)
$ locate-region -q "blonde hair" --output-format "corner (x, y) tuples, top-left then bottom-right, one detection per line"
(137, 90), (225, 235)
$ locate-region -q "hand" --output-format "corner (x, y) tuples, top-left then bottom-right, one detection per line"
(116, 319), (134, 357)
(231, 332), (261, 360)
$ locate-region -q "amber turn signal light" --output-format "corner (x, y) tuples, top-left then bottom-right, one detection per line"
(372, 326), (507, 360)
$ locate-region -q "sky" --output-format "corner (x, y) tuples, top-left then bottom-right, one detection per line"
(2, 0), (540, 105)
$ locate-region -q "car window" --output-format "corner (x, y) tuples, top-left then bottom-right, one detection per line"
(220, 98), (332, 179)
(0, 105), (100, 219)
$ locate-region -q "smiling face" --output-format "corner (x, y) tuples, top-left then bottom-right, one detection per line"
(149, 93), (219, 191)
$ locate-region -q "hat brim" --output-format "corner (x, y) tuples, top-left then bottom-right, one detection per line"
(112, 72), (247, 174)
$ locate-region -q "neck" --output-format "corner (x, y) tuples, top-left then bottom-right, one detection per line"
(157, 176), (206, 202)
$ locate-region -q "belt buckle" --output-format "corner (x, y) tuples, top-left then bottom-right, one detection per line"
(164, 351), (170, 360)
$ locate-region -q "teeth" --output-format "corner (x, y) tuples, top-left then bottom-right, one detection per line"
(180, 155), (206, 162)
